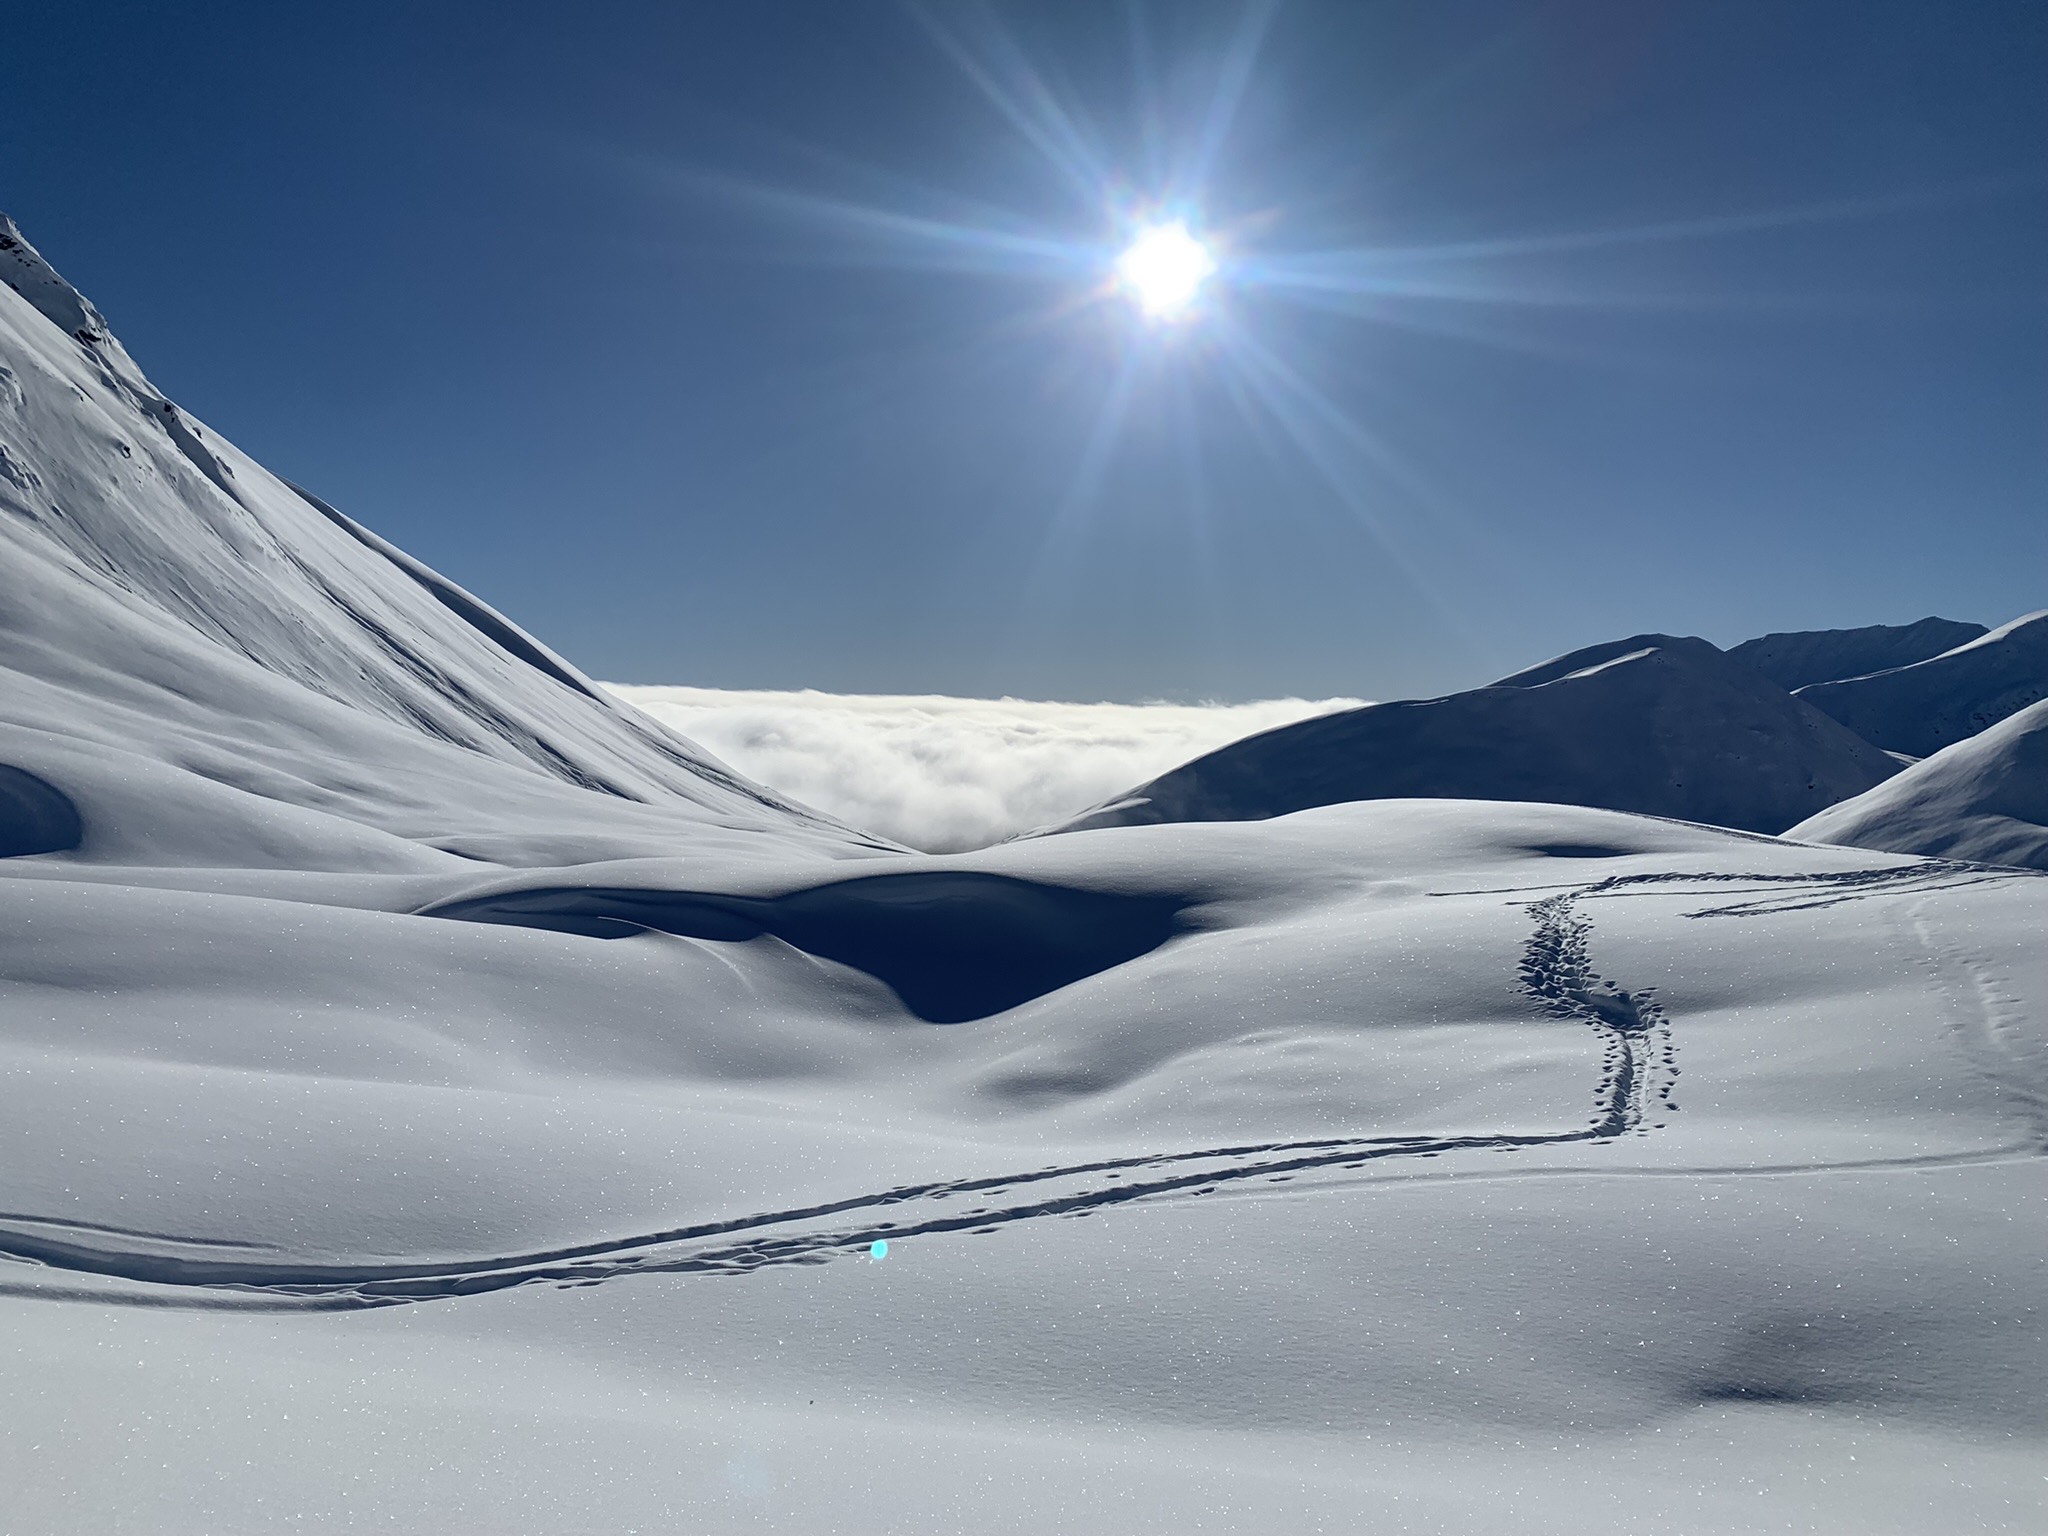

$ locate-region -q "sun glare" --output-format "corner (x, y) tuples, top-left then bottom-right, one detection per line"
(1116, 222), (1217, 320)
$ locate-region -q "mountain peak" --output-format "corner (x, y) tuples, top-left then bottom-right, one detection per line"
(0, 212), (150, 392)
(2, 214), (114, 348)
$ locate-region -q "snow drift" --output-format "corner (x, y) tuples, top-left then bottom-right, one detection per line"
(1044, 634), (1901, 837)
(1792, 609), (2048, 759)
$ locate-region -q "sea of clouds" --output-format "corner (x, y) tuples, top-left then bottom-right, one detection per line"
(604, 685), (1366, 852)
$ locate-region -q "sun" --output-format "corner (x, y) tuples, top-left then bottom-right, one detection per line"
(1115, 222), (1217, 320)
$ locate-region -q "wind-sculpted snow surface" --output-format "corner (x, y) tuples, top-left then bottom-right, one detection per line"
(3, 800), (2043, 1536)
(2, 220), (2045, 1533)
(0, 847), (1700, 1308)
(423, 869), (1191, 1022)
(0, 763), (81, 856)
(1045, 634), (1900, 836)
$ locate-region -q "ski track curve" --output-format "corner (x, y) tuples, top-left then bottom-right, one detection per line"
(2, 863), (2039, 1311)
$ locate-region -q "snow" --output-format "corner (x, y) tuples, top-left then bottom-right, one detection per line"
(3, 216), (2045, 1533)
(1727, 615), (1987, 692)
(1794, 609), (2048, 758)
(1789, 697), (2048, 870)
(1043, 634), (1901, 837)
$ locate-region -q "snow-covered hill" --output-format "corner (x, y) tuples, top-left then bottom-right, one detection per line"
(1789, 697), (2048, 870)
(1793, 609), (2048, 759)
(1, 214), (888, 870)
(1726, 616), (1986, 692)
(1043, 634), (1900, 837)
(2, 218), (2043, 1534)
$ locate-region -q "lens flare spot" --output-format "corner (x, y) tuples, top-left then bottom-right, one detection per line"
(869, 1239), (889, 1260)
(1116, 223), (1216, 319)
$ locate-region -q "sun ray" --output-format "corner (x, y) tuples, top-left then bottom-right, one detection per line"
(908, 2), (1113, 209)
(652, 164), (1092, 276)
(1266, 175), (2042, 276)
(1021, 345), (1146, 602)
(606, 0), (1999, 632)
(1180, 0), (1282, 202)
(1207, 312), (1487, 643)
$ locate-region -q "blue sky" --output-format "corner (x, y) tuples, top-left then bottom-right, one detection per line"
(5, 0), (2043, 701)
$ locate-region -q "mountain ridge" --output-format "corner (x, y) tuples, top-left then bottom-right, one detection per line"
(1039, 634), (1901, 838)
(1793, 609), (2048, 758)
(1727, 616), (1987, 692)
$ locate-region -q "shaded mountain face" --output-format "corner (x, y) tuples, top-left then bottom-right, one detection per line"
(1789, 697), (2048, 871)
(0, 214), (889, 870)
(1727, 617), (1987, 693)
(1044, 635), (1902, 838)
(1792, 611), (2048, 760)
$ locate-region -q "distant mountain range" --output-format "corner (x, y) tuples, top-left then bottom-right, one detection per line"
(1792, 610), (2048, 760)
(1043, 616), (2048, 869)
(1042, 634), (1902, 838)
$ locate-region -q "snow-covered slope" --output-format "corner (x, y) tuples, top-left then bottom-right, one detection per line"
(5, 800), (2043, 1535)
(1727, 616), (1985, 692)
(1, 214), (888, 869)
(2, 219), (2043, 1534)
(1793, 609), (2048, 759)
(1788, 697), (2048, 870)
(1044, 635), (1901, 837)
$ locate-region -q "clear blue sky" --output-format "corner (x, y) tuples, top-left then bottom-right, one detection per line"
(5, 0), (2043, 700)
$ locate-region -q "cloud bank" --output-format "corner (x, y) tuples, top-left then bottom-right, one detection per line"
(604, 685), (1366, 852)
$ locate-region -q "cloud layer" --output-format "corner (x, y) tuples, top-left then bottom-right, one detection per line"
(605, 685), (1366, 852)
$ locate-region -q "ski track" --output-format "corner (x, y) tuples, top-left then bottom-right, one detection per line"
(1906, 899), (2048, 1149)
(2, 863), (2039, 1311)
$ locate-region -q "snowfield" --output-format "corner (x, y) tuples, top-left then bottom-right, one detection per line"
(2, 215), (2044, 1534)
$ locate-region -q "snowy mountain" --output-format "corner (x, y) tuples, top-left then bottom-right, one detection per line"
(1, 214), (888, 870)
(1792, 609), (2048, 759)
(1044, 634), (1901, 837)
(1788, 697), (2048, 870)
(2, 218), (2043, 1534)
(1726, 615), (1986, 692)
